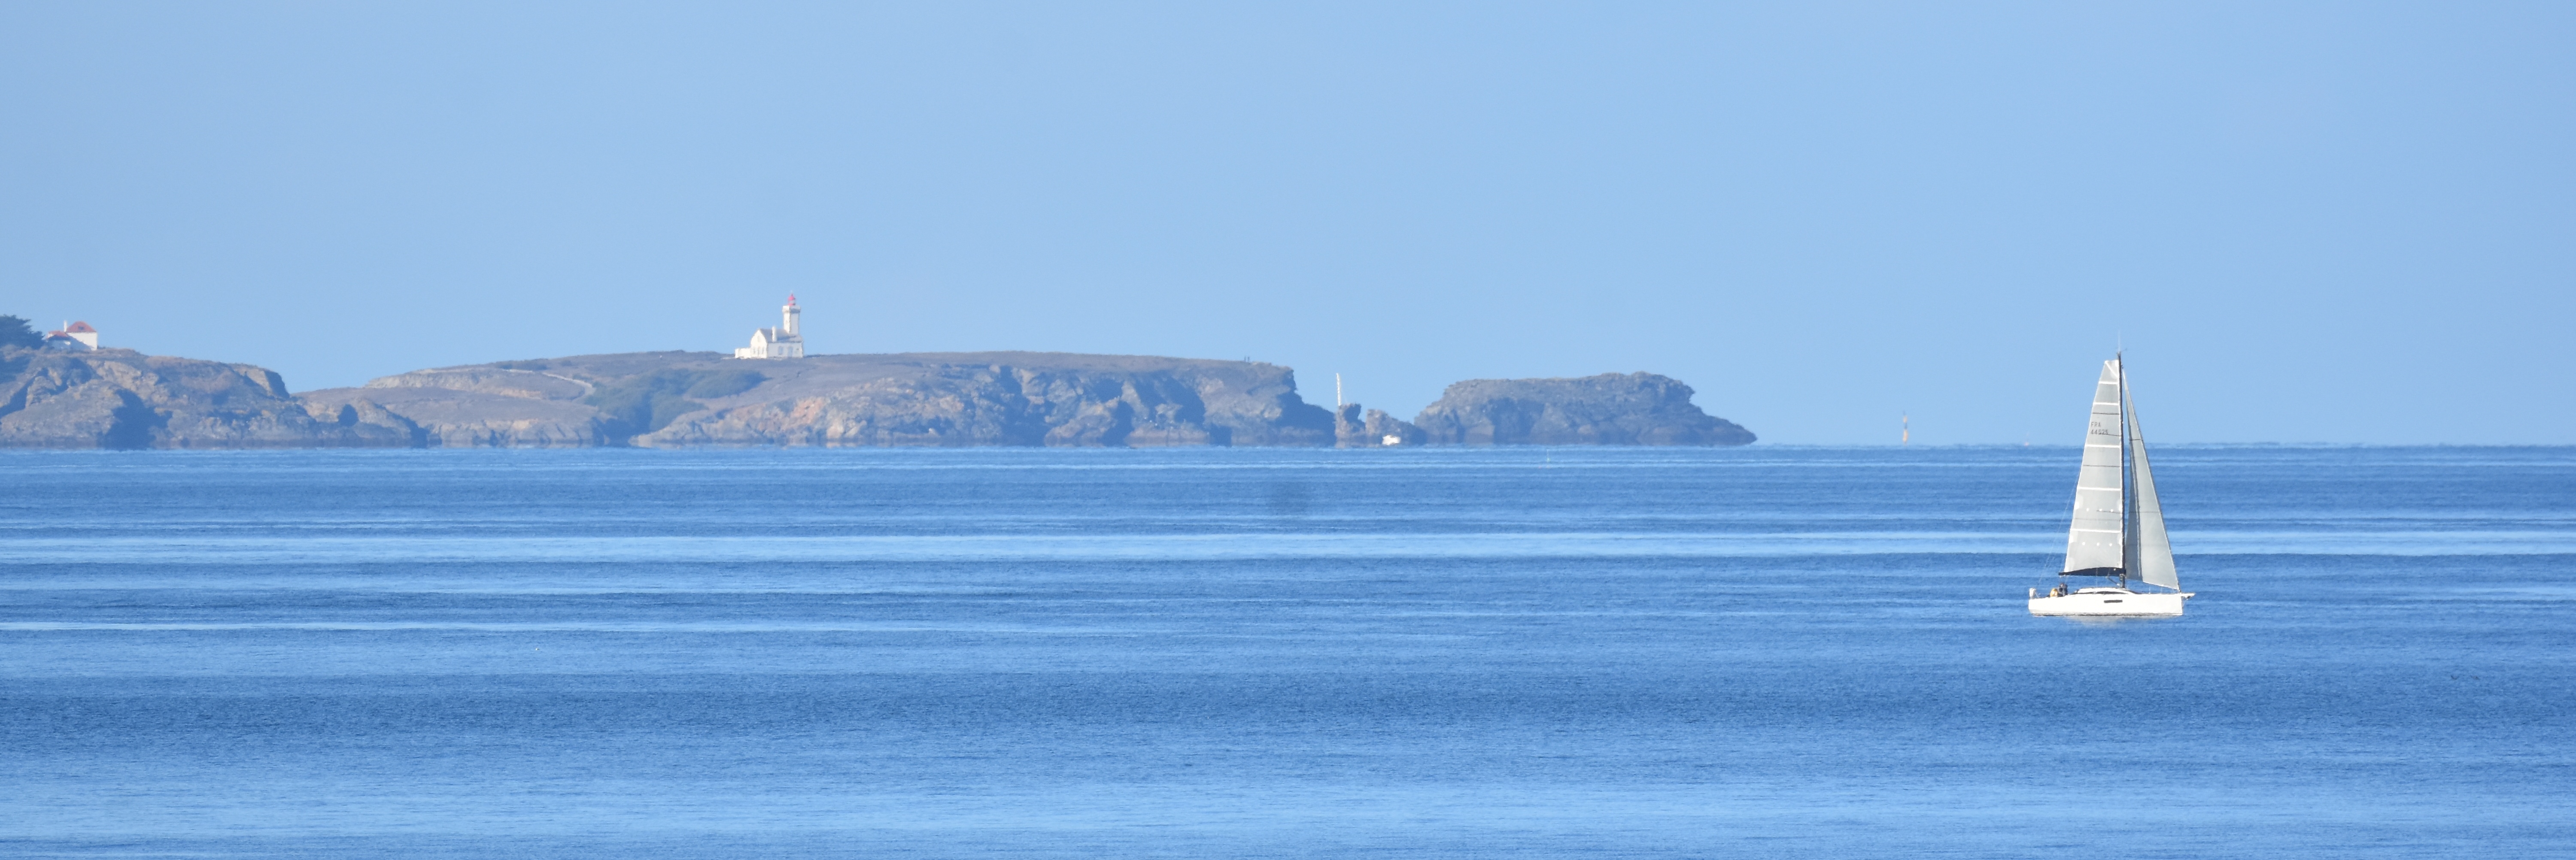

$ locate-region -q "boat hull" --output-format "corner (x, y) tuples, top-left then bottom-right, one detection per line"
(2028, 590), (2189, 617)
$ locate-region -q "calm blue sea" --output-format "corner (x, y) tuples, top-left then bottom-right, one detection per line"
(3, 446), (2571, 858)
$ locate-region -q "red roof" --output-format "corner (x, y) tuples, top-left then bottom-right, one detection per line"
(65, 321), (95, 333)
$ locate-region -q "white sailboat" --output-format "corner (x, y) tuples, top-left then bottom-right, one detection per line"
(2029, 355), (2194, 617)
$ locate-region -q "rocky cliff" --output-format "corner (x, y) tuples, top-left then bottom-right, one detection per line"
(3, 348), (1754, 450)
(0, 348), (413, 448)
(1411, 372), (1755, 446)
(299, 351), (1340, 448)
(1334, 403), (1428, 448)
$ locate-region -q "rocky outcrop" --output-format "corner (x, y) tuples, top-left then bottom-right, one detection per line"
(0, 348), (413, 448)
(300, 351), (1338, 448)
(1412, 372), (1755, 446)
(1334, 403), (1427, 448)
(1366, 409), (1430, 447)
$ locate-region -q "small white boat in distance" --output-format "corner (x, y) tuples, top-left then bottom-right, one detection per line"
(2031, 354), (2195, 617)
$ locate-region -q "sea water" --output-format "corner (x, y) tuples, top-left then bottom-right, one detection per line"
(2, 445), (2570, 858)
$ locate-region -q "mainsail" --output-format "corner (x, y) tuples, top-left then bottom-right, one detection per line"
(2062, 360), (2126, 575)
(2123, 372), (2179, 589)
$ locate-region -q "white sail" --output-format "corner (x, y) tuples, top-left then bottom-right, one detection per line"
(2062, 360), (2125, 574)
(2124, 383), (2178, 589)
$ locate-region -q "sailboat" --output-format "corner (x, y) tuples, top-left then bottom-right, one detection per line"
(2029, 354), (2194, 617)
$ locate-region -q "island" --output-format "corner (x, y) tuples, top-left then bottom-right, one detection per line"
(1411, 372), (1756, 446)
(2, 344), (1756, 449)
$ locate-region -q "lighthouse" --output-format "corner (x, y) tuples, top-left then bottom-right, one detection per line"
(734, 295), (806, 359)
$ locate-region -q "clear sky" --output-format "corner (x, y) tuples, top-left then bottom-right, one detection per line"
(5, 3), (2570, 444)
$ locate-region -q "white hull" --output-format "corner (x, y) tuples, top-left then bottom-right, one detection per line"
(2028, 588), (2190, 617)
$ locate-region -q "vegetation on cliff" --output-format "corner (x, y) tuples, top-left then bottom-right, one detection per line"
(582, 368), (766, 439)
(0, 316), (43, 350)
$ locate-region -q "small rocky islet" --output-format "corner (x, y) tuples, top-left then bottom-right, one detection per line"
(0, 348), (1754, 449)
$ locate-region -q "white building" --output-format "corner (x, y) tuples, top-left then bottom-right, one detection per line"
(44, 321), (99, 351)
(734, 295), (805, 359)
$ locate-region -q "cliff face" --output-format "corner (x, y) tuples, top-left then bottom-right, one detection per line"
(1412, 372), (1756, 446)
(0, 348), (412, 448)
(298, 351), (1338, 448)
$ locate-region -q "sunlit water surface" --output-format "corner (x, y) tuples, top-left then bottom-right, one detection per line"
(3, 446), (2570, 858)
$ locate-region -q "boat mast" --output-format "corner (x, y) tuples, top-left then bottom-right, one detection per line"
(2117, 353), (2133, 590)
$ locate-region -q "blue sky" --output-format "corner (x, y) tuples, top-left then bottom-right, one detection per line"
(5, 2), (2570, 443)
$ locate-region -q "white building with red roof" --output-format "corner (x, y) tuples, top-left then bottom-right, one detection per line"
(44, 321), (99, 351)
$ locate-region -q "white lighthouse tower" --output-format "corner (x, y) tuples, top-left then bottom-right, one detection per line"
(734, 294), (806, 359)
